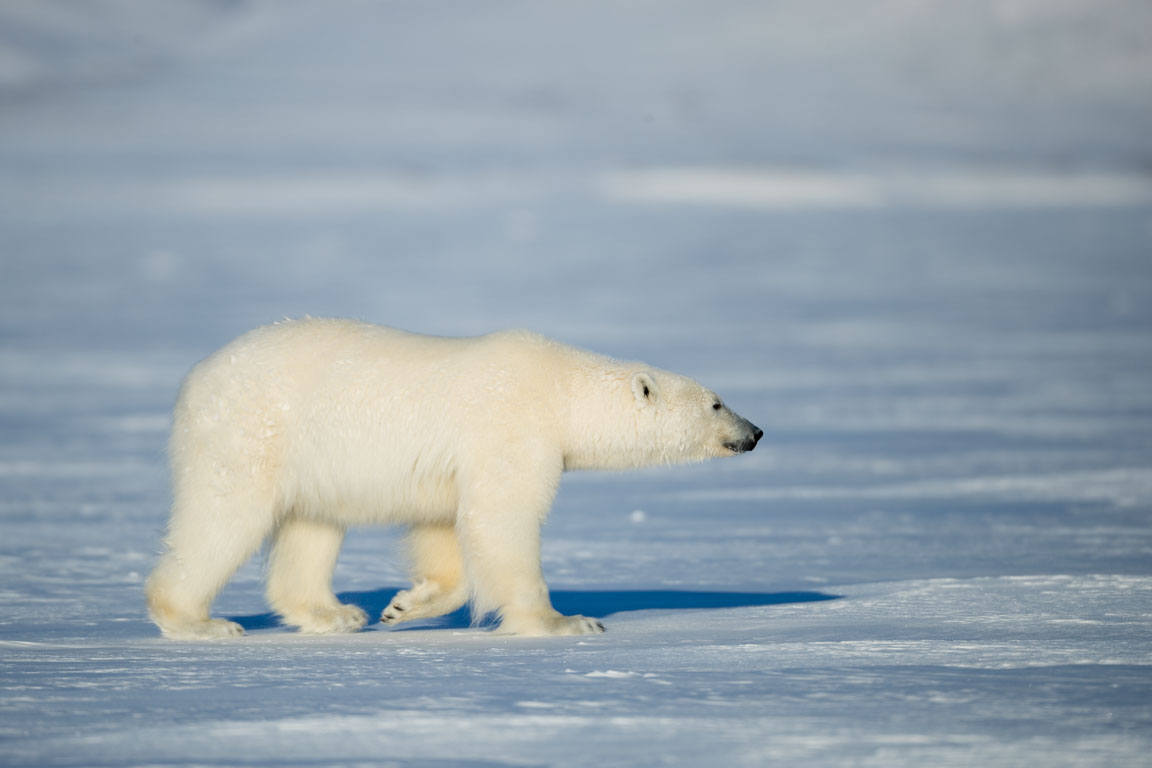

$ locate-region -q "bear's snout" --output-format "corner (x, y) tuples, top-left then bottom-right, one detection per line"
(724, 422), (763, 454)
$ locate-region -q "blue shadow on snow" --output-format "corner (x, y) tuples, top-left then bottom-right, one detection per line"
(230, 588), (840, 632)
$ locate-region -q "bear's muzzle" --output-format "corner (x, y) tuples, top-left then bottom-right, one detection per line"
(724, 423), (763, 454)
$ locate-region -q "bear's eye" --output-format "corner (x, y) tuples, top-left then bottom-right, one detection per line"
(712, 401), (722, 411)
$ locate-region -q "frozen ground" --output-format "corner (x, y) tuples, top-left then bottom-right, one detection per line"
(1, 1), (1151, 766)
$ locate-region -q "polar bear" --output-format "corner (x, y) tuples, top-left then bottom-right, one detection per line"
(146, 318), (762, 639)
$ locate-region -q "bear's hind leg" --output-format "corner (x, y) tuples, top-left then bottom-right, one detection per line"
(381, 523), (469, 626)
(265, 517), (367, 634)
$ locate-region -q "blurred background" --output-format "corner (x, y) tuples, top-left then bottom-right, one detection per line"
(1, 0), (1151, 601)
(2, 0), (1150, 349)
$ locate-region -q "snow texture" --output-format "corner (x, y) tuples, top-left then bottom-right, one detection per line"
(1, 1), (1151, 766)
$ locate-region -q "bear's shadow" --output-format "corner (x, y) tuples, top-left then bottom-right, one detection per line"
(230, 588), (840, 632)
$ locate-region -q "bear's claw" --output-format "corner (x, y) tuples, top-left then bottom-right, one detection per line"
(380, 581), (468, 626)
(380, 604), (406, 624)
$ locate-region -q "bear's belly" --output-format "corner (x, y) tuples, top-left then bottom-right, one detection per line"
(277, 444), (461, 527)
(283, 474), (460, 526)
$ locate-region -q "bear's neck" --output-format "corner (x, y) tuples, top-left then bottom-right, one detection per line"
(560, 356), (654, 472)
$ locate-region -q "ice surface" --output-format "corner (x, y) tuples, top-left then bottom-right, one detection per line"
(1, 1), (1151, 766)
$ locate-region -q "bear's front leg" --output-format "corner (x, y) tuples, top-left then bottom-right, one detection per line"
(456, 461), (605, 637)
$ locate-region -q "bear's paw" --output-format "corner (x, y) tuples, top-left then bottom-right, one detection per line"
(497, 613), (606, 637)
(161, 618), (246, 640)
(381, 580), (467, 626)
(294, 604), (369, 634)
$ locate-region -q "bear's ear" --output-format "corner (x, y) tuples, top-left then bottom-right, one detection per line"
(631, 372), (658, 407)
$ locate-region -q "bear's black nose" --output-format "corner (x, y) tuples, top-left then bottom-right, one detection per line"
(752, 426), (763, 445)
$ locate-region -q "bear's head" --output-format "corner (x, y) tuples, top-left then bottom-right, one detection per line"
(627, 369), (763, 466)
(560, 354), (763, 471)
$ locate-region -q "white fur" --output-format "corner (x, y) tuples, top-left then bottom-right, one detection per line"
(146, 318), (759, 638)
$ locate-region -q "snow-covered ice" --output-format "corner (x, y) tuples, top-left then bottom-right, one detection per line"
(1, 1), (1151, 766)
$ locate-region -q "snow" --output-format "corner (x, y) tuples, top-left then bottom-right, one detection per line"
(2, 1), (1151, 765)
